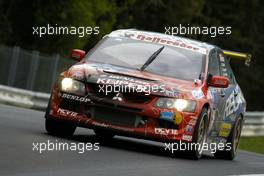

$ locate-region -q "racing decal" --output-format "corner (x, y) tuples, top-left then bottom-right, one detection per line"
(154, 128), (178, 135)
(57, 108), (78, 117)
(108, 30), (207, 54)
(224, 86), (244, 118)
(218, 122), (232, 137)
(61, 93), (91, 103)
(192, 89), (204, 99)
(97, 74), (151, 86)
(182, 135), (192, 141)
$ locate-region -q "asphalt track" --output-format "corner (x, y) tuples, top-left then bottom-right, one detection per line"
(0, 104), (264, 176)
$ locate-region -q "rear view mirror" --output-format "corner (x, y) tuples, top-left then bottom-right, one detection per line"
(208, 75), (229, 88)
(71, 49), (85, 61)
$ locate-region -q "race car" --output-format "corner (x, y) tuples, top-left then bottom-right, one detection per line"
(45, 29), (249, 160)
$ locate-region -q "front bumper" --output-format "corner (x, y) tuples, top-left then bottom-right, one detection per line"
(48, 87), (198, 143)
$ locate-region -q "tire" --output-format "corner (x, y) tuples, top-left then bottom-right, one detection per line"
(94, 129), (115, 140)
(214, 116), (243, 160)
(44, 95), (52, 119)
(186, 108), (208, 160)
(45, 97), (76, 137)
(45, 117), (76, 137)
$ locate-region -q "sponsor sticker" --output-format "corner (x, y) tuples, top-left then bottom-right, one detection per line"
(109, 30), (207, 54)
(188, 119), (196, 126)
(57, 108), (77, 117)
(185, 125), (194, 133)
(160, 111), (174, 121)
(219, 122), (232, 137)
(215, 137), (227, 144)
(182, 135), (192, 141)
(155, 128), (178, 135)
(173, 111), (183, 125)
(192, 89), (204, 99)
(61, 93), (91, 103)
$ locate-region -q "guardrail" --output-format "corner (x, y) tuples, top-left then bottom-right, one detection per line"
(0, 84), (263, 136)
(0, 85), (49, 111)
(242, 112), (264, 136)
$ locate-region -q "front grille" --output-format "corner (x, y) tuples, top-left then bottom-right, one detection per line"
(92, 102), (141, 113)
(60, 99), (82, 112)
(92, 107), (138, 127)
(122, 92), (153, 104)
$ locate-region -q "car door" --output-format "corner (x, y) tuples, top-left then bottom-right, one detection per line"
(207, 49), (222, 135)
(221, 53), (246, 122)
(217, 50), (236, 122)
(207, 49), (234, 138)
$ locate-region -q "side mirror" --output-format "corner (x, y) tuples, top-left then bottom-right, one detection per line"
(208, 75), (230, 88)
(71, 49), (85, 61)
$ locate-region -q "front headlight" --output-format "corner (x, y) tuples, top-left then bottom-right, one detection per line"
(155, 98), (196, 112)
(61, 77), (85, 96)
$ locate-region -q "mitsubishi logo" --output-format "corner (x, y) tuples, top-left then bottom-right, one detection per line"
(112, 93), (123, 102)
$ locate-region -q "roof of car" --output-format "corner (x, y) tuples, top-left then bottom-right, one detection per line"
(107, 29), (215, 55)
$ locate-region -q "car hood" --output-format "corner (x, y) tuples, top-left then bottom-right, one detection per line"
(66, 62), (204, 99)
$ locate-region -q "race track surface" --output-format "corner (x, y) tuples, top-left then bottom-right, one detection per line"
(0, 104), (263, 176)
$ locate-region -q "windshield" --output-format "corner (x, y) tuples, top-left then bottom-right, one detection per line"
(85, 36), (206, 81)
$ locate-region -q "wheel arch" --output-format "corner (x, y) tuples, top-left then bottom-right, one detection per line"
(201, 102), (210, 120)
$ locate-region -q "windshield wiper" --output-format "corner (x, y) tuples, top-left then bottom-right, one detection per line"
(139, 46), (165, 71)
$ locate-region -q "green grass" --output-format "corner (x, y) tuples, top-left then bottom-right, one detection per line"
(239, 136), (264, 154)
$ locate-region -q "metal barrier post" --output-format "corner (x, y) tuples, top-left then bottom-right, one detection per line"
(26, 51), (39, 90)
(49, 54), (60, 91)
(7, 46), (20, 86)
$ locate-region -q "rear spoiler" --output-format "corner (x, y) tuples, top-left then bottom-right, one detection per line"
(223, 50), (252, 66)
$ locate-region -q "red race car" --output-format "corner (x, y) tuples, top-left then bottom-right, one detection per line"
(45, 29), (250, 159)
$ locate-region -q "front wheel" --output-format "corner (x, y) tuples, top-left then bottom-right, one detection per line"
(214, 116), (243, 160)
(45, 95), (76, 137)
(45, 117), (76, 137)
(186, 108), (208, 160)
